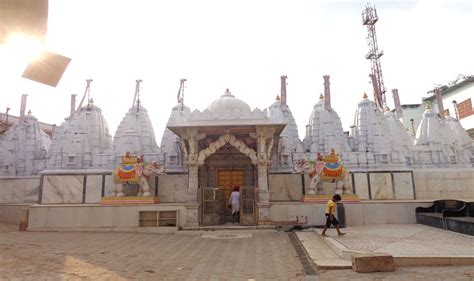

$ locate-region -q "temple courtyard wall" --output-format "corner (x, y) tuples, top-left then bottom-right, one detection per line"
(0, 168), (473, 229)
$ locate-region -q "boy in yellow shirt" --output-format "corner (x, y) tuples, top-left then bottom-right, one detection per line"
(321, 194), (345, 237)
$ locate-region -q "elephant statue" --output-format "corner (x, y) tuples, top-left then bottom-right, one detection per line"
(293, 151), (351, 195)
(113, 158), (165, 197)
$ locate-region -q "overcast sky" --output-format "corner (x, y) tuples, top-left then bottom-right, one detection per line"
(1, 0), (473, 142)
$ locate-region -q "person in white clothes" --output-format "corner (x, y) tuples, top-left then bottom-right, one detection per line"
(228, 186), (240, 223)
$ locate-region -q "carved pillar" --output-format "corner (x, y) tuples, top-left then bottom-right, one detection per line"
(180, 128), (205, 227)
(255, 127), (276, 225)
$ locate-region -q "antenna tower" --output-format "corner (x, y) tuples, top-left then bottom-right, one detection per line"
(362, 3), (386, 109)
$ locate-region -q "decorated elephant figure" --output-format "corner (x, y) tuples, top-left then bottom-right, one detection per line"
(293, 152), (351, 195)
(113, 161), (165, 197)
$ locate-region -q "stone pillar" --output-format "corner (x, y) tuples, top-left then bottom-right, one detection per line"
(323, 75), (331, 111)
(181, 129), (205, 227)
(435, 88), (444, 117)
(255, 127), (275, 225)
(280, 75), (287, 106)
(19, 94), (28, 123)
(70, 94), (77, 119)
(391, 89), (403, 119)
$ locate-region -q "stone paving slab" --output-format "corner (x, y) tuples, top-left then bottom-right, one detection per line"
(296, 231), (351, 270)
(317, 224), (474, 266)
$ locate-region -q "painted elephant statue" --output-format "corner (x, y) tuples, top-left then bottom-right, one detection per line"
(113, 161), (165, 197)
(293, 151), (351, 195)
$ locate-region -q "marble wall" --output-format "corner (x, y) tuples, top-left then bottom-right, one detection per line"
(0, 178), (40, 203)
(369, 173), (393, 199)
(268, 174), (303, 201)
(28, 204), (188, 230)
(270, 201), (433, 226)
(352, 172), (416, 200)
(0, 204), (31, 224)
(157, 174), (188, 203)
(42, 175), (84, 204)
(414, 169), (474, 199)
(393, 172), (414, 199)
(39, 174), (189, 204)
(353, 173), (369, 199)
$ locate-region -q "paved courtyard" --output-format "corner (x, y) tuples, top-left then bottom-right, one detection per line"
(0, 225), (304, 280)
(0, 223), (473, 280)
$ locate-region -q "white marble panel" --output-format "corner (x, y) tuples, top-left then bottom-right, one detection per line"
(158, 175), (188, 203)
(269, 174), (303, 201)
(27, 206), (48, 229)
(369, 173), (394, 200)
(85, 175), (103, 203)
(12, 182), (25, 203)
(42, 175), (84, 204)
(22, 179), (40, 203)
(103, 175), (116, 197)
(353, 173), (369, 199)
(0, 180), (15, 203)
(393, 172), (414, 199)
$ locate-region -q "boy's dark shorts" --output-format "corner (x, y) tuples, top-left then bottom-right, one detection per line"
(325, 213), (339, 227)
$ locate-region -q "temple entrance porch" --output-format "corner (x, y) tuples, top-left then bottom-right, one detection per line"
(200, 146), (256, 226)
(167, 123), (284, 227)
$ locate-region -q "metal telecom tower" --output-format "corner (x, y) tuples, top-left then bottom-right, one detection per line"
(362, 3), (386, 109)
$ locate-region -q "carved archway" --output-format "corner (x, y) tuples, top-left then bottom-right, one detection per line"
(197, 134), (257, 165)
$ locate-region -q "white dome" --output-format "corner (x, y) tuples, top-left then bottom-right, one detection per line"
(207, 89), (251, 115)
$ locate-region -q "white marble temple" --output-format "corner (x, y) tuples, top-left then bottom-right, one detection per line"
(85, 175), (103, 203)
(42, 175), (84, 204)
(393, 172), (414, 200)
(369, 173), (394, 200)
(268, 174), (303, 201)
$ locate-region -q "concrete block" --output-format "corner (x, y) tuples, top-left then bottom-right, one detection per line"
(351, 252), (395, 273)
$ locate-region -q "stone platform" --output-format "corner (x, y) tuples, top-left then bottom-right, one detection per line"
(100, 196), (160, 205)
(313, 224), (474, 267)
